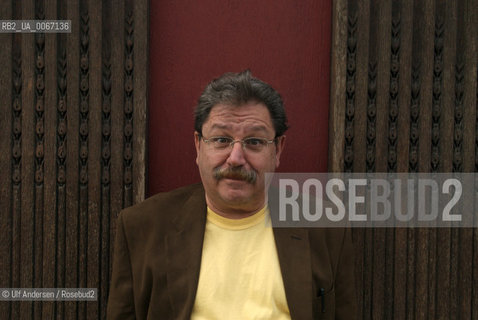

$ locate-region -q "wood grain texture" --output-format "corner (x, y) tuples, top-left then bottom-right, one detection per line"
(329, 0), (347, 173)
(0, 1), (13, 319)
(0, 0), (147, 318)
(330, 0), (478, 318)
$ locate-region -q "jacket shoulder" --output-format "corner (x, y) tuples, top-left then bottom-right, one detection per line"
(119, 183), (204, 229)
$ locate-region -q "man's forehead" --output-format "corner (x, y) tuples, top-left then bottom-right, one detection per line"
(208, 122), (269, 133)
(209, 103), (270, 119)
(207, 103), (270, 120)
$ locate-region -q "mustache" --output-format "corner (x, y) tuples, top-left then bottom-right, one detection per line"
(213, 167), (257, 184)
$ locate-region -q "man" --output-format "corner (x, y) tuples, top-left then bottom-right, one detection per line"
(107, 70), (356, 319)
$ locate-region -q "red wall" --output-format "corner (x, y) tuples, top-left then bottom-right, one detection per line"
(148, 0), (332, 195)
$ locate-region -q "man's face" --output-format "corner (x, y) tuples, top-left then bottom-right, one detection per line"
(194, 102), (285, 215)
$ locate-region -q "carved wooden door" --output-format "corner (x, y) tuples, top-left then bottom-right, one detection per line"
(329, 0), (478, 318)
(0, 0), (147, 319)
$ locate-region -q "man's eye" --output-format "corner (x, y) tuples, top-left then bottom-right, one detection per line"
(245, 138), (265, 146)
(212, 137), (232, 144)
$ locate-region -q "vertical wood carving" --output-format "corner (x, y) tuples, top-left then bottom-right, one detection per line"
(33, 2), (45, 317)
(78, 4), (89, 319)
(431, 18), (444, 172)
(100, 17), (112, 318)
(388, 15), (400, 173)
(0, 0), (147, 319)
(56, 41), (67, 320)
(409, 64), (420, 173)
(124, 6), (134, 208)
(55, 0), (68, 315)
(330, 0), (478, 317)
(9, 2), (22, 316)
(344, 12), (357, 173)
(11, 22), (22, 320)
(79, 10), (89, 185)
(453, 61), (464, 172)
(366, 62), (377, 173)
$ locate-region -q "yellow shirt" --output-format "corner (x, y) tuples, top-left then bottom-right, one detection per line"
(191, 206), (291, 320)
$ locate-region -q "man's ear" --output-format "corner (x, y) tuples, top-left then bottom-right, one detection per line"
(274, 135), (286, 168)
(194, 131), (201, 165)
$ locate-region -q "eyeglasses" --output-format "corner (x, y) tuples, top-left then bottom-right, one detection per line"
(201, 135), (276, 153)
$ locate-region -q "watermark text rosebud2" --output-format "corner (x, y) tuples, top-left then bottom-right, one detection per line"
(266, 173), (476, 228)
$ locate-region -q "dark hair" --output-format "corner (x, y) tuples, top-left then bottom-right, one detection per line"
(194, 70), (288, 137)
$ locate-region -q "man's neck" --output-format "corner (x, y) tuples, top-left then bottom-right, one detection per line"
(205, 197), (265, 220)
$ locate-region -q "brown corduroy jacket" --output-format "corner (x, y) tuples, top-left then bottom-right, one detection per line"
(107, 183), (357, 319)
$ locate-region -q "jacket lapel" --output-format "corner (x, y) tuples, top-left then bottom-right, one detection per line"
(165, 185), (207, 320)
(273, 227), (313, 320)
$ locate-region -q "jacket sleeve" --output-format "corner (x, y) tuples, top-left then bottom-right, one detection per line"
(334, 228), (358, 319)
(107, 211), (136, 320)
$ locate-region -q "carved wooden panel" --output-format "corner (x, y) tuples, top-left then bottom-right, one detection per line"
(330, 0), (478, 318)
(0, 0), (148, 319)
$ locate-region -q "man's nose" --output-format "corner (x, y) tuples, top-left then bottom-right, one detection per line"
(226, 141), (247, 166)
